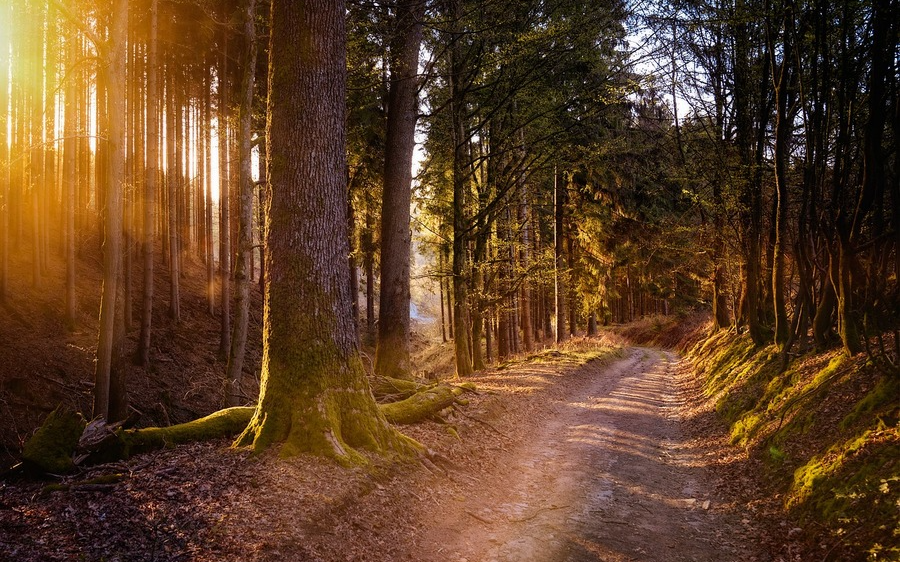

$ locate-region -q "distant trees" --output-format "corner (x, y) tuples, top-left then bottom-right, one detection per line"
(0, 0), (892, 439)
(629, 0), (899, 361)
(417, 0), (630, 375)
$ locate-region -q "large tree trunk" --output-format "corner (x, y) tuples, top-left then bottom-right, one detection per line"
(226, 0), (258, 406)
(733, 2), (766, 346)
(374, 0), (425, 380)
(235, 0), (416, 461)
(94, 0), (129, 422)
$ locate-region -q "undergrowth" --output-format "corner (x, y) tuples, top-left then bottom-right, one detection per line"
(685, 328), (900, 560)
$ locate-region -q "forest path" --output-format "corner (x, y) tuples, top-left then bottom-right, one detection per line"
(416, 347), (765, 562)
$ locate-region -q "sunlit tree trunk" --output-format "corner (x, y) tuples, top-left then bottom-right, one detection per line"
(205, 67), (216, 315)
(218, 41), (232, 359)
(235, 0), (415, 461)
(0, 0), (10, 301)
(139, 0), (159, 367)
(165, 53), (181, 321)
(94, 0), (129, 422)
(770, 4), (795, 348)
(518, 184), (533, 351)
(63, 26), (77, 327)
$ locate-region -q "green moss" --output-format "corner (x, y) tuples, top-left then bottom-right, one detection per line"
(841, 376), (900, 430)
(22, 406), (86, 474)
(731, 413), (763, 446)
(379, 384), (471, 425)
(235, 355), (422, 466)
(690, 327), (900, 558)
(767, 445), (787, 465)
(788, 430), (878, 509)
(122, 406), (255, 456)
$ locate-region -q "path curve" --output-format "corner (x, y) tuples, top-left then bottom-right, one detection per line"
(419, 347), (765, 562)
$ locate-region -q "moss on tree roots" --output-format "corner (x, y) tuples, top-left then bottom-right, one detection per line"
(24, 380), (476, 471)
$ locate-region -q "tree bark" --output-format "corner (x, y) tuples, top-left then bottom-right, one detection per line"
(374, 0), (425, 380)
(165, 54), (181, 321)
(138, 0), (159, 367)
(771, 5), (794, 347)
(235, 0), (416, 461)
(226, 0), (258, 406)
(63, 26), (77, 327)
(94, 0), (129, 422)
(218, 43), (232, 359)
(0, 0), (8, 302)
(450, 0), (473, 376)
(554, 168), (567, 343)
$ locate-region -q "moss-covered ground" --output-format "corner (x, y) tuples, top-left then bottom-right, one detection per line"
(685, 329), (899, 560)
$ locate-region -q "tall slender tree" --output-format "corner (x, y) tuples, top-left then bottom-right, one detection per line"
(226, 0), (258, 406)
(374, 0), (426, 381)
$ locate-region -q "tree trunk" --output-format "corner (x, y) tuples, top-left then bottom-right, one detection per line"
(94, 0), (129, 422)
(450, 0), (472, 377)
(554, 168), (567, 343)
(771, 6), (794, 347)
(519, 186), (533, 352)
(226, 0), (258, 406)
(374, 0), (424, 380)
(206, 67), (216, 315)
(235, 0), (416, 461)
(218, 44), (232, 359)
(63, 28), (77, 327)
(138, 0), (158, 367)
(0, 0), (8, 302)
(165, 56), (181, 321)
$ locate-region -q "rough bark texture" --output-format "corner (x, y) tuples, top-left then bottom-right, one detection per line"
(235, 0), (417, 462)
(374, 0), (425, 381)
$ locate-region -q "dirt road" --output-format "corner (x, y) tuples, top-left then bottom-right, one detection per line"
(418, 347), (765, 562)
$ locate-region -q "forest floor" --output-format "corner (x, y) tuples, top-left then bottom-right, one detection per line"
(0, 340), (798, 562)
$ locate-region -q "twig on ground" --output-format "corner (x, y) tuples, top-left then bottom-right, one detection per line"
(451, 404), (507, 437)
